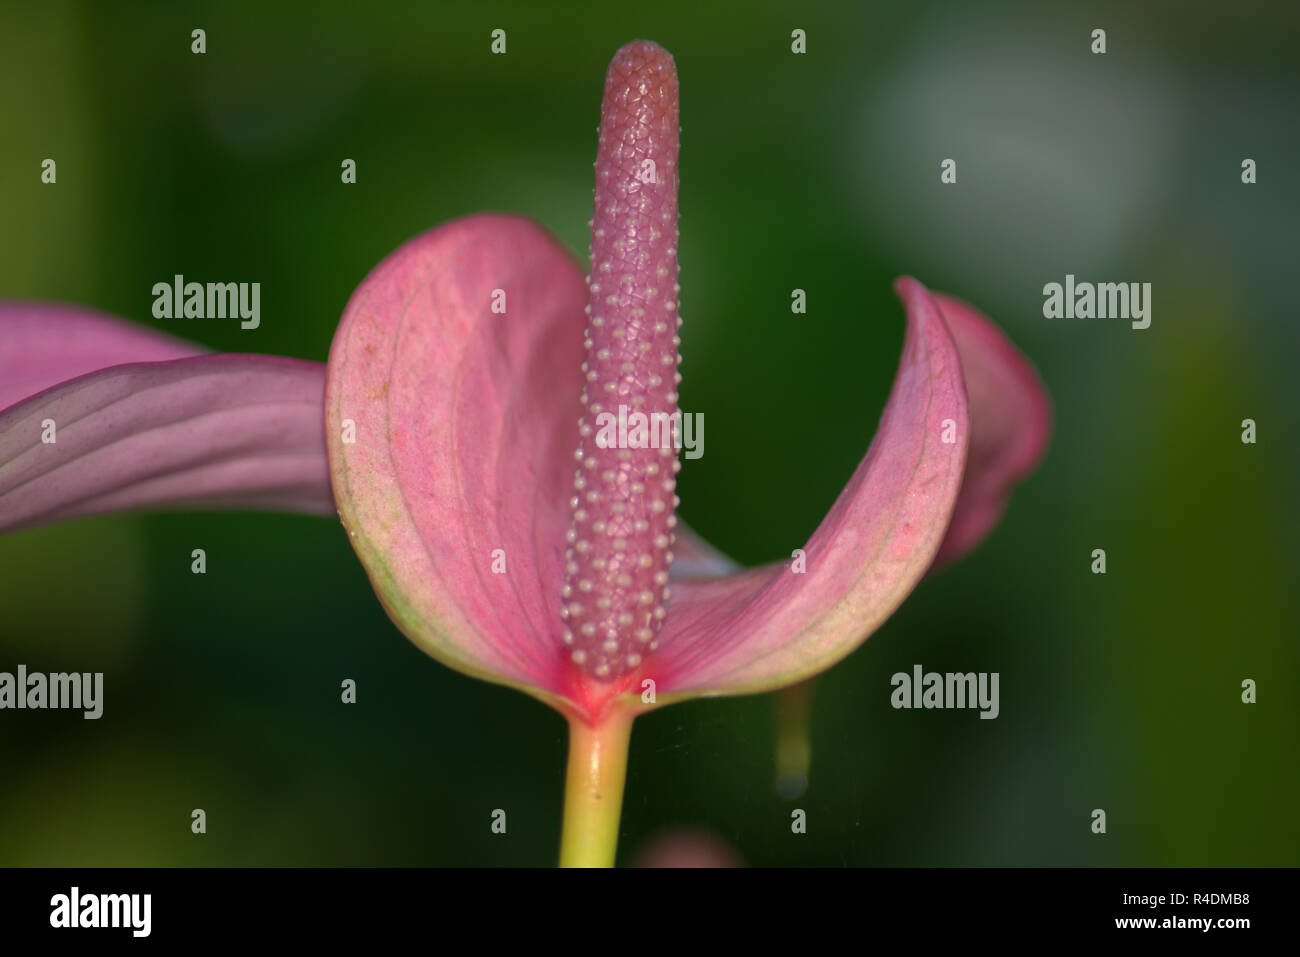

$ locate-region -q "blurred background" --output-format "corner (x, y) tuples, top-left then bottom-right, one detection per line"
(1, 0), (1296, 865)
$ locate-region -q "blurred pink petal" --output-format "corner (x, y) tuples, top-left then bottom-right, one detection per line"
(0, 301), (202, 411)
(631, 828), (744, 868)
(0, 354), (333, 533)
(930, 293), (1051, 568)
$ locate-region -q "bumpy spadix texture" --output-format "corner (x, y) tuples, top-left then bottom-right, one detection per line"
(561, 41), (682, 680)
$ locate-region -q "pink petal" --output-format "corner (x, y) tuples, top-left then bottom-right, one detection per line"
(0, 354), (334, 534)
(649, 278), (969, 698)
(0, 301), (202, 411)
(930, 293), (1051, 568)
(326, 214), (590, 707)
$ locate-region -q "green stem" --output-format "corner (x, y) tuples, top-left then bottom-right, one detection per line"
(774, 678), (815, 798)
(558, 711), (634, 867)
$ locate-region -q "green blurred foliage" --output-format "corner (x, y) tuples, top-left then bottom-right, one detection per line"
(1, 0), (1296, 865)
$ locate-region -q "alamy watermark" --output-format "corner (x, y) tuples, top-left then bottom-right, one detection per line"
(1042, 274), (1151, 330)
(0, 665), (103, 719)
(593, 405), (703, 459)
(50, 887), (150, 937)
(891, 664), (999, 719)
(152, 274), (260, 329)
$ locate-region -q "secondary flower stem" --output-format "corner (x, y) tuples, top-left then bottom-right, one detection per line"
(774, 679), (814, 798)
(559, 711), (634, 867)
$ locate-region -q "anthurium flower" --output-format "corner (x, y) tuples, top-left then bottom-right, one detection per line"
(0, 40), (1049, 867)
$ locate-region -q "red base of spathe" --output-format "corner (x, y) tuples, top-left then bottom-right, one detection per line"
(555, 661), (651, 727)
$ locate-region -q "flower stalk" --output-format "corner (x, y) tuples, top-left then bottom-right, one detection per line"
(559, 711), (635, 867)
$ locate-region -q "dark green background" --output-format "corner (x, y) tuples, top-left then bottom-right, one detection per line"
(2, 0), (1296, 865)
